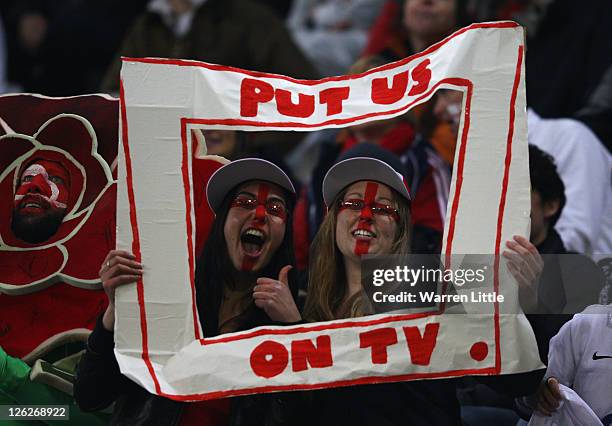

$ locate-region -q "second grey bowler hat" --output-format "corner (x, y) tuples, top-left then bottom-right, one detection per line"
(322, 143), (411, 207)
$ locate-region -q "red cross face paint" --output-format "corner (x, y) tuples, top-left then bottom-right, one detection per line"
(14, 161), (71, 211)
(336, 181), (399, 261)
(224, 181), (287, 272)
(10, 160), (72, 244)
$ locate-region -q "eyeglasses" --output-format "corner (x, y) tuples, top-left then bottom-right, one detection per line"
(231, 196), (287, 220)
(338, 198), (400, 221)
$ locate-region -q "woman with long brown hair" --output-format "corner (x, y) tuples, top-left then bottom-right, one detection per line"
(74, 158), (302, 426)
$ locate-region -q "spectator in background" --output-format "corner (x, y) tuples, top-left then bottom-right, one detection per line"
(459, 146), (605, 426)
(524, 145), (603, 351)
(363, 0), (467, 61)
(522, 0), (612, 129)
(529, 303), (612, 425)
(103, 0), (319, 156)
(469, 0), (612, 150)
(192, 129), (247, 160)
(528, 109), (612, 257)
(101, 0), (319, 93)
(191, 129), (302, 213)
(358, 0), (469, 167)
(287, 0), (385, 76)
(429, 89), (462, 165)
(3, 0), (147, 96)
(576, 65), (612, 152)
(432, 88), (612, 258)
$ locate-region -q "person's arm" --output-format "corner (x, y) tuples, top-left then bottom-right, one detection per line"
(73, 315), (132, 412)
(531, 317), (579, 416)
(74, 249), (143, 411)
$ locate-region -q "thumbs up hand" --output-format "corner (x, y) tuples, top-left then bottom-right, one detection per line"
(253, 265), (301, 323)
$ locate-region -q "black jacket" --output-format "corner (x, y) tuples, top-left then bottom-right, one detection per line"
(530, 229), (604, 361)
(74, 317), (302, 426)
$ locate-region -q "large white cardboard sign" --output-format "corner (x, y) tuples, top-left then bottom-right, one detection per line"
(117, 22), (543, 401)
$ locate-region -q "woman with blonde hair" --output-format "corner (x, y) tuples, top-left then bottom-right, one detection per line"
(301, 143), (464, 425)
(303, 144), (412, 322)
(300, 143), (546, 425)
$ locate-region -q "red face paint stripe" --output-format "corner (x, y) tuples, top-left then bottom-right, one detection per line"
(354, 182), (378, 256)
(241, 257), (256, 271)
(256, 183), (270, 204)
(254, 183), (270, 223)
(241, 183), (270, 271)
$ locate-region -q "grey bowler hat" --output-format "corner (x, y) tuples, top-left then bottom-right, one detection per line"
(322, 156), (411, 207)
(206, 158), (296, 214)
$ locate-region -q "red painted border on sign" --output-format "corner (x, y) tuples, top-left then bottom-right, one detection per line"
(119, 22), (525, 400)
(122, 21), (519, 87)
(119, 79), (162, 394)
(492, 45), (524, 372)
(179, 121), (201, 340)
(184, 78), (467, 130)
(158, 365), (499, 402)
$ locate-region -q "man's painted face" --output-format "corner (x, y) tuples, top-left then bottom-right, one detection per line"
(335, 181), (399, 263)
(223, 181), (288, 272)
(11, 160), (70, 243)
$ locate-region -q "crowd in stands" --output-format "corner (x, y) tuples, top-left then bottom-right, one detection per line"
(1, 0), (610, 425)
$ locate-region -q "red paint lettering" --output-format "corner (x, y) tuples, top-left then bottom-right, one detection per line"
(240, 78), (274, 117)
(250, 340), (289, 378)
(408, 59), (432, 97)
(275, 89), (315, 118)
(291, 335), (333, 372)
(371, 71), (408, 105)
(359, 328), (398, 364)
(319, 87), (350, 116)
(403, 323), (440, 366)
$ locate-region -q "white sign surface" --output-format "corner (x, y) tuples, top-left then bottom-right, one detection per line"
(117, 22), (542, 401)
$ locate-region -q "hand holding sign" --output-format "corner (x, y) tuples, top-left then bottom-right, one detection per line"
(99, 250), (143, 330)
(535, 377), (563, 416)
(503, 235), (544, 313)
(253, 265), (301, 323)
